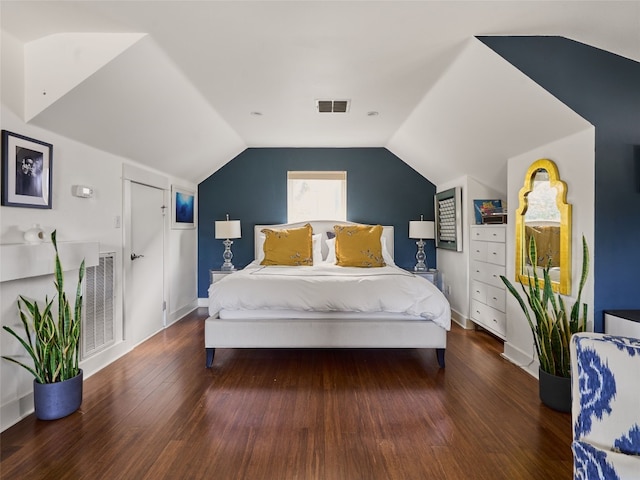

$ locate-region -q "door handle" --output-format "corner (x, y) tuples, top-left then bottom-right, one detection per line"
(131, 253), (145, 261)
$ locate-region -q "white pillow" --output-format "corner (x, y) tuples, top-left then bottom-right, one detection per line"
(257, 233), (322, 264)
(325, 237), (336, 263)
(325, 235), (395, 265)
(312, 233), (322, 264)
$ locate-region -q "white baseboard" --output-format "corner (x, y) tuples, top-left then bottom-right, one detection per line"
(451, 308), (473, 329)
(0, 391), (34, 432)
(502, 341), (538, 378)
(197, 297), (208, 308)
(168, 301), (198, 326)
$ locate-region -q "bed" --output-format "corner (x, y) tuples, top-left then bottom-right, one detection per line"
(205, 220), (451, 368)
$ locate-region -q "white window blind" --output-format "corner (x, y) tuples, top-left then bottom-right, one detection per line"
(287, 171), (347, 223)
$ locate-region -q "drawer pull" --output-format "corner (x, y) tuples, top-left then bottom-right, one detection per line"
(476, 310), (481, 314)
(492, 297), (497, 300)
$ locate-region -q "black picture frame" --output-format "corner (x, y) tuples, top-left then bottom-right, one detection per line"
(1, 130), (53, 209)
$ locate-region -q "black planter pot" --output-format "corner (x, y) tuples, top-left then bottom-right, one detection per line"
(538, 367), (571, 413)
(33, 369), (83, 420)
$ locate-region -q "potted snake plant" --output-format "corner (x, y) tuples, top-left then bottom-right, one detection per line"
(2, 230), (85, 420)
(500, 234), (589, 412)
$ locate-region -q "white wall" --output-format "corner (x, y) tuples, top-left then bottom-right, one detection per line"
(436, 176), (505, 328)
(502, 127), (595, 376)
(1, 36), (198, 430)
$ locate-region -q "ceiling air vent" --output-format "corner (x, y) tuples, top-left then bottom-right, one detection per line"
(316, 99), (350, 113)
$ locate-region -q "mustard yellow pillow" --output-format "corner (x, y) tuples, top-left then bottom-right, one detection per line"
(260, 223), (313, 266)
(334, 224), (385, 267)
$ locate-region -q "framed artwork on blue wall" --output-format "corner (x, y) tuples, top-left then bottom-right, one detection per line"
(1, 130), (53, 209)
(171, 185), (196, 229)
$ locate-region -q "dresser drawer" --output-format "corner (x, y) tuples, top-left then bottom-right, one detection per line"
(470, 241), (487, 262)
(486, 242), (506, 266)
(470, 226), (505, 243)
(471, 280), (487, 303)
(485, 284), (505, 312)
(470, 300), (506, 338)
(471, 261), (505, 288)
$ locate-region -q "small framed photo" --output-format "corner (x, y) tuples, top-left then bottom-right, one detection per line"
(171, 185), (196, 229)
(1, 130), (53, 209)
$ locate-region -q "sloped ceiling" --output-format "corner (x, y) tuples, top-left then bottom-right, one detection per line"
(1, 1), (638, 187)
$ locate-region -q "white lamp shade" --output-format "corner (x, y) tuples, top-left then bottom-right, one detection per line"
(409, 220), (435, 240)
(215, 220), (241, 239)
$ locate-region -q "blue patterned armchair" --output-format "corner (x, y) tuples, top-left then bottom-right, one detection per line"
(571, 333), (640, 480)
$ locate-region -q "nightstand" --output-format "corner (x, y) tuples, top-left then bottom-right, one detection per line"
(411, 269), (440, 291)
(210, 269), (240, 285)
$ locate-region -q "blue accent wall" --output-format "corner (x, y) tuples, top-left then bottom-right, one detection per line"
(478, 36), (640, 331)
(198, 148), (436, 297)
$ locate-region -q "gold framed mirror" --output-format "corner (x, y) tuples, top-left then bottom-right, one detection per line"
(515, 158), (572, 294)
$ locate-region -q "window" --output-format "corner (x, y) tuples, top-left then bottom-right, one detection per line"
(287, 171), (347, 223)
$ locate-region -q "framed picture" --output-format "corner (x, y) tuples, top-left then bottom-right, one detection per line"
(473, 199), (503, 224)
(435, 187), (463, 251)
(171, 185), (196, 229)
(1, 130), (53, 209)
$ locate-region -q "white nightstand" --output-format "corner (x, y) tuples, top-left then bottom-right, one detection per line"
(210, 269), (240, 285)
(411, 269), (440, 291)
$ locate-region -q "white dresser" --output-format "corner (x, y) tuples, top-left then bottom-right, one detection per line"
(469, 225), (507, 339)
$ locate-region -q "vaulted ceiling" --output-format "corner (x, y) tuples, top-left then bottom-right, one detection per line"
(1, 1), (638, 188)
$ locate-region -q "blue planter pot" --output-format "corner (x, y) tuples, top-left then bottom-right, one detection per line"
(33, 369), (83, 420)
(538, 367), (571, 413)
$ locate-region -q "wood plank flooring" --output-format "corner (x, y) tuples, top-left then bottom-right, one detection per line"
(1, 308), (573, 479)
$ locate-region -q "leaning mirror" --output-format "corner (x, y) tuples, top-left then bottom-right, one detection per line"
(515, 158), (572, 294)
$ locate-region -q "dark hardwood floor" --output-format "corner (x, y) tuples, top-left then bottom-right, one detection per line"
(1, 308), (572, 479)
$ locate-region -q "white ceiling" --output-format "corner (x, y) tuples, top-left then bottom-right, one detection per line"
(1, 1), (638, 187)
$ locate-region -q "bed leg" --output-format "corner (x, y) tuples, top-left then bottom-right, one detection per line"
(436, 348), (445, 368)
(206, 348), (216, 368)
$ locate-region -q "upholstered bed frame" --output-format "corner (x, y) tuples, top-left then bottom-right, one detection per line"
(204, 220), (448, 368)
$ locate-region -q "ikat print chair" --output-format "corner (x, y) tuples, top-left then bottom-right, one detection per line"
(571, 333), (640, 480)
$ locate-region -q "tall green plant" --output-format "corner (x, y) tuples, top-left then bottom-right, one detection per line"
(2, 231), (85, 383)
(501, 235), (589, 377)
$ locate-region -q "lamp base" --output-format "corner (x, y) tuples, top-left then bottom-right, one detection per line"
(414, 239), (428, 271)
(221, 239), (235, 271)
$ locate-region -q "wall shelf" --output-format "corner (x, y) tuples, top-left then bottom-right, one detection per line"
(0, 242), (99, 283)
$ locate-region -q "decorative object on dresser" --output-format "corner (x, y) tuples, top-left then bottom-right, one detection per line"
(408, 215), (435, 271)
(469, 225), (507, 340)
(501, 235), (589, 412)
(215, 214), (241, 271)
(1, 231), (86, 420)
(473, 199), (505, 225)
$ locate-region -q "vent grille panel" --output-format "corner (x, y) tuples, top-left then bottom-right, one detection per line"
(316, 99), (350, 113)
(82, 252), (115, 359)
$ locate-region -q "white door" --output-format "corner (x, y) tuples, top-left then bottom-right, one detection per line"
(126, 181), (165, 346)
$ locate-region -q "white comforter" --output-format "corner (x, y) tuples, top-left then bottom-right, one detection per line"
(208, 262), (451, 330)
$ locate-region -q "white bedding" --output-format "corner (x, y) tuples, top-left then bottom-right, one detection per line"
(208, 262), (451, 330)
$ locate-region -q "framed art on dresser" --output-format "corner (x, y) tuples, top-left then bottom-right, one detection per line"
(1, 130), (53, 209)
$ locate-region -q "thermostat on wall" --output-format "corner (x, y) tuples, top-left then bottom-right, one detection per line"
(72, 185), (94, 198)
